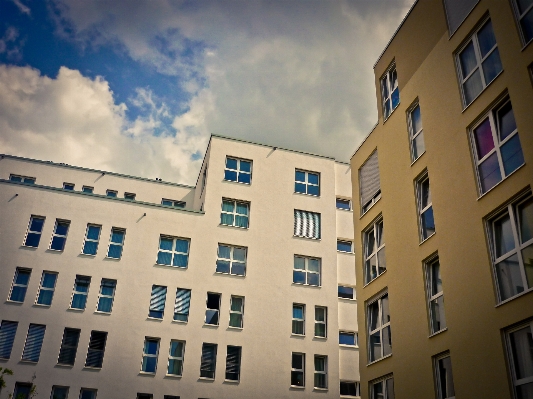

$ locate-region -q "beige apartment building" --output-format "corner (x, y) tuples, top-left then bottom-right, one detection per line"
(350, 0), (533, 398)
(0, 135), (360, 398)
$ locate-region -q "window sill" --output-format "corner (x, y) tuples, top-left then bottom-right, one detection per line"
(294, 191), (320, 198)
(20, 359), (38, 364)
(293, 235), (321, 241)
(55, 363), (74, 368)
(154, 263), (187, 269)
(228, 326), (243, 330)
(337, 250), (355, 255)
(21, 244), (38, 249)
(313, 387), (328, 391)
(428, 328), (448, 338)
(198, 377), (215, 381)
(290, 385), (305, 390)
(67, 308), (84, 312)
(223, 179), (251, 186)
(215, 271), (246, 278)
(496, 286), (533, 307)
(338, 297), (356, 301)
(292, 283), (321, 288)
(104, 256), (121, 261)
(138, 371), (156, 376)
(83, 366), (102, 371)
(32, 303), (51, 308)
(476, 163), (525, 200)
(314, 336), (327, 340)
(291, 333), (305, 338)
(6, 300), (24, 305)
(146, 317), (163, 322)
(339, 344), (359, 349)
(203, 323), (219, 328)
(336, 208), (353, 212)
(461, 69), (503, 112)
(47, 248), (64, 252)
(79, 253), (96, 257)
(165, 374), (182, 379)
(367, 353), (392, 366)
(362, 270), (387, 288)
(94, 311), (112, 315)
(171, 320), (188, 324)
(419, 232), (436, 245)
(224, 379), (240, 384)
(219, 223), (249, 230)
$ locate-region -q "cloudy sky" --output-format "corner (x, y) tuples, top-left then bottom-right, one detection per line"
(0, 0), (413, 185)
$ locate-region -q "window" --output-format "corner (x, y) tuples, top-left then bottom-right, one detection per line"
(82, 186), (93, 193)
(315, 306), (327, 338)
(417, 173), (435, 240)
(49, 219), (70, 251)
(220, 199), (250, 228)
(106, 190), (117, 197)
(293, 256), (321, 286)
(434, 354), (456, 399)
(216, 244), (247, 276)
(79, 388), (97, 399)
(63, 183), (75, 190)
(338, 286), (355, 300)
(141, 338), (159, 373)
(201, 167), (208, 194)
(364, 218), (386, 284)
(368, 293), (391, 362)
(488, 193), (533, 302)
(0, 320), (18, 359)
(24, 216), (45, 247)
(13, 383), (33, 399)
(82, 224), (101, 255)
(337, 240), (353, 253)
(205, 293), (221, 325)
(164, 397), (180, 399)
(505, 320), (533, 398)
(22, 323), (46, 362)
(149, 285), (167, 319)
(167, 340), (185, 376)
(124, 192), (136, 201)
(96, 279), (116, 313)
(336, 198), (351, 211)
(225, 345), (242, 381)
(51, 386), (69, 399)
(9, 267), (31, 302)
(426, 258), (447, 334)
(70, 276), (91, 310)
(370, 376), (394, 399)
(340, 381), (361, 397)
(294, 210), (321, 239)
(10, 174), (35, 184)
(137, 394), (153, 399)
(359, 151), (381, 214)
(339, 332), (357, 346)
(470, 99), (524, 194)
(85, 331), (107, 368)
(456, 19), (502, 106)
(107, 228), (125, 259)
(443, 0), (479, 35)
(314, 355), (328, 389)
(512, 0), (533, 45)
(58, 328), (80, 365)
(174, 288), (191, 322)
(381, 63), (399, 120)
(408, 103), (425, 162)
(157, 235), (190, 267)
(224, 157), (252, 184)
(36, 271), (58, 306)
(162, 199), (185, 208)
(292, 304), (305, 335)
(200, 343), (217, 379)
(291, 353), (305, 387)
(295, 170), (320, 196)
(229, 295), (244, 328)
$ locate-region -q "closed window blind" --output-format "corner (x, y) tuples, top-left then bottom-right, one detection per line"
(58, 328), (80, 365)
(225, 346), (242, 381)
(0, 320), (18, 359)
(443, 0), (479, 35)
(359, 151), (381, 210)
(22, 324), (46, 362)
(200, 343), (217, 378)
(294, 210), (321, 239)
(85, 331), (107, 368)
(174, 289), (191, 322)
(149, 285), (167, 318)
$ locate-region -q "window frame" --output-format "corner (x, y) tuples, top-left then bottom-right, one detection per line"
(156, 235), (190, 268)
(49, 219), (70, 251)
(23, 215), (45, 247)
(224, 156), (252, 185)
(81, 224), (102, 256)
(340, 380), (361, 397)
(106, 227), (126, 259)
(510, 0), (533, 47)
(293, 255), (321, 287)
(220, 198), (250, 229)
(337, 240), (353, 253)
(229, 295), (244, 329)
(63, 182), (75, 190)
(433, 353), (456, 399)
(82, 186), (94, 194)
(292, 303), (305, 336)
(167, 339), (185, 376)
(79, 388), (97, 399)
(141, 337), (160, 374)
(148, 285), (167, 319)
(9, 174), (35, 184)
(0, 320), (18, 359)
(22, 323), (46, 362)
(84, 330), (107, 369)
(336, 198), (352, 211)
(200, 342), (218, 379)
(8, 267), (31, 303)
(359, 151), (381, 215)
(35, 270), (58, 306)
(363, 217), (386, 285)
(215, 244), (247, 276)
(294, 209), (321, 240)
(173, 288), (191, 322)
(124, 192), (136, 201)
(225, 345), (242, 382)
(294, 169), (320, 196)
(380, 62), (399, 121)
(370, 375), (395, 399)
(339, 331), (358, 347)
(338, 285), (355, 300)
(96, 278), (116, 313)
(314, 306), (327, 338)
(70, 275), (91, 311)
(161, 198), (186, 208)
(291, 352), (305, 387)
(51, 386), (70, 399)
(407, 101), (425, 162)
(106, 190), (117, 198)
(57, 327), (81, 366)
(416, 172), (436, 242)
(314, 355), (328, 389)
(205, 292), (221, 326)
(504, 319), (533, 397)
(367, 292), (392, 363)
(425, 257), (447, 335)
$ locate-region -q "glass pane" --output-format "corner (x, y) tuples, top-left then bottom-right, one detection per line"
(460, 41), (478, 76)
(292, 320), (304, 335)
(496, 254), (524, 300)
(308, 185), (319, 196)
(224, 170), (237, 181)
(464, 69), (483, 105)
(107, 244), (122, 259)
(431, 262), (443, 295)
(216, 260), (230, 273)
(239, 160), (251, 172)
(174, 239), (189, 253)
(236, 202), (248, 215)
(291, 371), (304, 386)
(295, 182), (306, 193)
(71, 293), (87, 309)
(292, 353), (303, 369)
(339, 333), (355, 345)
(481, 48), (503, 84)
(522, 244), (533, 289)
(231, 262), (246, 276)
(159, 237), (173, 251)
(83, 241), (97, 255)
(381, 77), (389, 100)
(293, 270), (306, 284)
(157, 251), (172, 265)
(229, 313), (242, 328)
(501, 134), (524, 176)
(231, 297), (243, 311)
(55, 222), (69, 236)
(336, 199), (351, 210)
(15, 270), (30, 285)
(168, 359), (182, 375)
(498, 102), (517, 141)
(510, 325), (533, 380)
(42, 273), (56, 288)
(111, 230), (124, 243)
(494, 214), (515, 257)
(383, 325), (392, 356)
(222, 200), (234, 212)
(170, 341), (183, 357)
(369, 302), (380, 330)
(293, 306), (303, 319)
(52, 387), (68, 399)
(97, 297), (112, 312)
(386, 378), (395, 399)
(87, 226), (100, 240)
(381, 295), (390, 324)
(479, 153), (502, 193)
(233, 247), (246, 261)
(431, 296), (447, 332)
(308, 273), (320, 286)
(438, 357), (456, 397)
(420, 179), (431, 209)
(315, 323), (326, 337)
(315, 307), (325, 321)
(205, 309), (219, 325)
(50, 236), (66, 251)
(370, 332), (382, 361)
(30, 218), (44, 232)
(10, 286), (26, 302)
(314, 356), (325, 371)
(519, 198), (533, 243)
(384, 99), (391, 119)
(142, 356), (157, 372)
(412, 131), (425, 160)
(226, 158), (237, 169)
(366, 230), (375, 257)
(391, 87), (400, 109)
(221, 213), (234, 225)
(238, 172), (250, 184)
(474, 118), (495, 159)
(10, 175), (22, 182)
(372, 381), (383, 398)
(294, 257), (305, 270)
(295, 170), (306, 182)
(411, 105), (422, 133)
(517, 0), (533, 14)
(366, 255), (378, 283)
(308, 258), (320, 272)
(377, 248), (386, 275)
(521, 8), (533, 43)
(218, 245), (230, 259)
(235, 215), (249, 228)
(37, 289), (53, 305)
(172, 254), (189, 268)
(338, 286), (354, 299)
(308, 173), (319, 185)
(377, 221), (384, 246)
(24, 232), (41, 247)
(421, 207), (435, 239)
(516, 382), (533, 399)
(162, 200), (172, 206)
(477, 21), (497, 57)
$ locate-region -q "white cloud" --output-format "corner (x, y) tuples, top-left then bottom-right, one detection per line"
(11, 0), (31, 15)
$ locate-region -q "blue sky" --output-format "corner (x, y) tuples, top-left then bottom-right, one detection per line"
(0, 0), (412, 184)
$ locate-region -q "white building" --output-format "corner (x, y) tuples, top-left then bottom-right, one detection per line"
(0, 134), (359, 399)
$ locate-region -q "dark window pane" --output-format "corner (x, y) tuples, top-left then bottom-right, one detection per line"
(473, 118), (495, 159)
(295, 182), (306, 193)
(338, 286), (354, 299)
(226, 158), (237, 170)
(501, 134), (524, 176)
(224, 170), (237, 181)
(239, 161), (251, 172)
(308, 185), (319, 196)
(30, 218), (44, 232)
(481, 48), (502, 84)
(498, 102), (517, 140)
(339, 332), (355, 345)
(463, 69), (483, 105)
(479, 152), (502, 192)
(216, 260), (230, 273)
(24, 233), (41, 247)
(55, 221), (70, 235)
(50, 236), (66, 251)
(238, 173), (250, 184)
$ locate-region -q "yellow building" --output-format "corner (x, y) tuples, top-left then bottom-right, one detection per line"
(350, 0), (533, 398)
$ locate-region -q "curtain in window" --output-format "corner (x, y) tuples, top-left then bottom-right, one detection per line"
(294, 210), (321, 239)
(235, 203), (249, 228)
(22, 324), (46, 362)
(174, 289), (191, 321)
(0, 320), (18, 359)
(360, 151), (381, 208)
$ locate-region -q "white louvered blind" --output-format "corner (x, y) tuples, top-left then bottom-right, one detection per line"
(294, 210), (321, 239)
(359, 151), (381, 210)
(443, 0), (479, 35)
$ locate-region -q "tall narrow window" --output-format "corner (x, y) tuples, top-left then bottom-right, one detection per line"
(85, 331), (107, 368)
(70, 276), (91, 310)
(294, 210), (321, 239)
(293, 255), (321, 286)
(381, 63), (399, 120)
(456, 19), (503, 106)
(200, 343), (217, 379)
(512, 0), (533, 45)
(205, 293), (221, 325)
(36, 271), (58, 306)
(292, 304), (305, 335)
(224, 157), (252, 184)
(51, 386), (69, 399)
(434, 354), (456, 399)
(229, 296), (244, 328)
(156, 236), (190, 267)
(0, 320), (18, 359)
(471, 99), (524, 194)
(408, 103), (425, 161)
(225, 345), (242, 381)
(291, 353), (305, 387)
(505, 320), (533, 398)
(24, 216), (45, 247)
(174, 288), (191, 322)
(13, 383), (33, 399)
(295, 170), (320, 196)
(426, 258), (447, 334)
(371, 376), (395, 399)
(96, 279), (116, 313)
(340, 381), (361, 397)
(22, 324), (46, 362)
(50, 219), (70, 251)
(315, 306), (327, 338)
(220, 199), (250, 228)
(368, 293), (392, 362)
(149, 285), (167, 319)
(167, 340), (185, 376)
(82, 224), (101, 255)
(216, 244), (247, 276)
(9, 268), (31, 302)
(359, 151), (381, 214)
(107, 228), (125, 259)
(364, 218), (386, 284)
(79, 388), (97, 399)
(314, 355), (328, 389)
(417, 173), (435, 241)
(141, 338), (159, 373)
(57, 328), (81, 366)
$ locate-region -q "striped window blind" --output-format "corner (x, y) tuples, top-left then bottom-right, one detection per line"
(22, 324), (46, 362)
(294, 210), (321, 239)
(149, 285), (167, 319)
(85, 331), (107, 368)
(0, 320), (18, 359)
(174, 288), (191, 322)
(359, 151), (381, 211)
(200, 343), (217, 379)
(58, 328), (80, 365)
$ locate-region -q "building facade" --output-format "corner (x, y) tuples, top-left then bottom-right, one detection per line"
(351, 0), (533, 398)
(0, 135), (359, 398)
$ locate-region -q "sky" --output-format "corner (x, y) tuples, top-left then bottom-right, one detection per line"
(0, 0), (413, 185)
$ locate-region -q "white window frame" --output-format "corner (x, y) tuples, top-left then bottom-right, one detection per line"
(293, 255), (321, 287)
(22, 323), (46, 362)
(433, 353), (456, 399)
(57, 327), (80, 366)
(339, 331), (358, 347)
(49, 219), (70, 251)
(216, 244), (247, 276)
(292, 303), (305, 335)
(161, 198), (186, 208)
(338, 285), (355, 300)
(407, 102), (425, 162)
(224, 156), (252, 184)
(106, 227), (126, 259)
(367, 292), (391, 363)
(425, 257), (447, 335)
(96, 279), (116, 313)
(294, 210), (321, 239)
(381, 62), (399, 120)
(35, 271), (58, 306)
(141, 337), (160, 374)
(340, 380), (361, 397)
(337, 239), (353, 253)
(336, 198), (352, 211)
(313, 355), (328, 389)
(370, 375), (394, 399)
(505, 320), (533, 397)
(314, 306), (327, 338)
(205, 292), (221, 326)
(294, 169), (320, 196)
(229, 295), (244, 329)
(156, 235), (190, 268)
(416, 172), (435, 241)
(51, 386), (69, 398)
(70, 275), (91, 310)
(148, 285), (167, 319)
(200, 342), (217, 379)
(364, 217), (386, 285)
(8, 267), (31, 303)
(291, 352), (305, 387)
(511, 0), (533, 46)
(167, 339), (185, 376)
(174, 288), (191, 322)
(9, 174), (35, 184)
(23, 215), (45, 247)
(82, 224), (101, 256)
(225, 345), (242, 382)
(220, 198), (250, 228)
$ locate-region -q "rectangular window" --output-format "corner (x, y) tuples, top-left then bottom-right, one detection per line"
(337, 240), (353, 253)
(149, 285), (167, 319)
(124, 192), (136, 201)
(368, 293), (392, 362)
(9, 267), (31, 302)
(340, 381), (361, 397)
(370, 376), (395, 399)
(174, 288), (191, 322)
(489, 193), (533, 302)
(106, 190), (117, 197)
(315, 306), (327, 338)
(107, 228), (125, 259)
(9, 174), (35, 184)
(220, 199), (250, 228)
(200, 343), (217, 379)
(456, 19), (503, 106)
(229, 295), (244, 328)
(24, 216), (45, 247)
(381, 63), (399, 120)
(22, 323), (46, 362)
(201, 167), (207, 194)
(417, 173), (435, 240)
(224, 157), (252, 184)
(157, 235), (190, 267)
(63, 183), (75, 190)
(13, 383), (33, 399)
(96, 279), (116, 313)
(293, 255), (321, 286)
(0, 320), (18, 359)
(336, 198), (351, 211)
(51, 386), (69, 399)
(70, 276), (91, 310)
(512, 0), (533, 45)
(364, 218), (386, 284)
(85, 330), (107, 368)
(82, 224), (101, 255)
(36, 271), (58, 306)
(161, 199), (186, 208)
(314, 355), (328, 389)
(295, 170), (320, 196)
(339, 331), (357, 346)
(57, 327), (80, 366)
(294, 210), (321, 239)
(443, 0), (479, 34)
(167, 340), (185, 376)
(216, 244), (247, 276)
(505, 320), (533, 398)
(359, 151), (381, 214)
(225, 345), (242, 381)
(79, 388), (97, 399)
(470, 99), (524, 194)
(137, 394), (152, 399)
(82, 186), (93, 193)
(291, 353), (305, 387)
(205, 293), (221, 325)
(338, 286), (355, 300)
(426, 258), (447, 334)
(408, 103), (425, 162)
(434, 354), (456, 399)
(292, 304), (305, 335)
(50, 219), (70, 251)
(141, 338), (159, 373)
